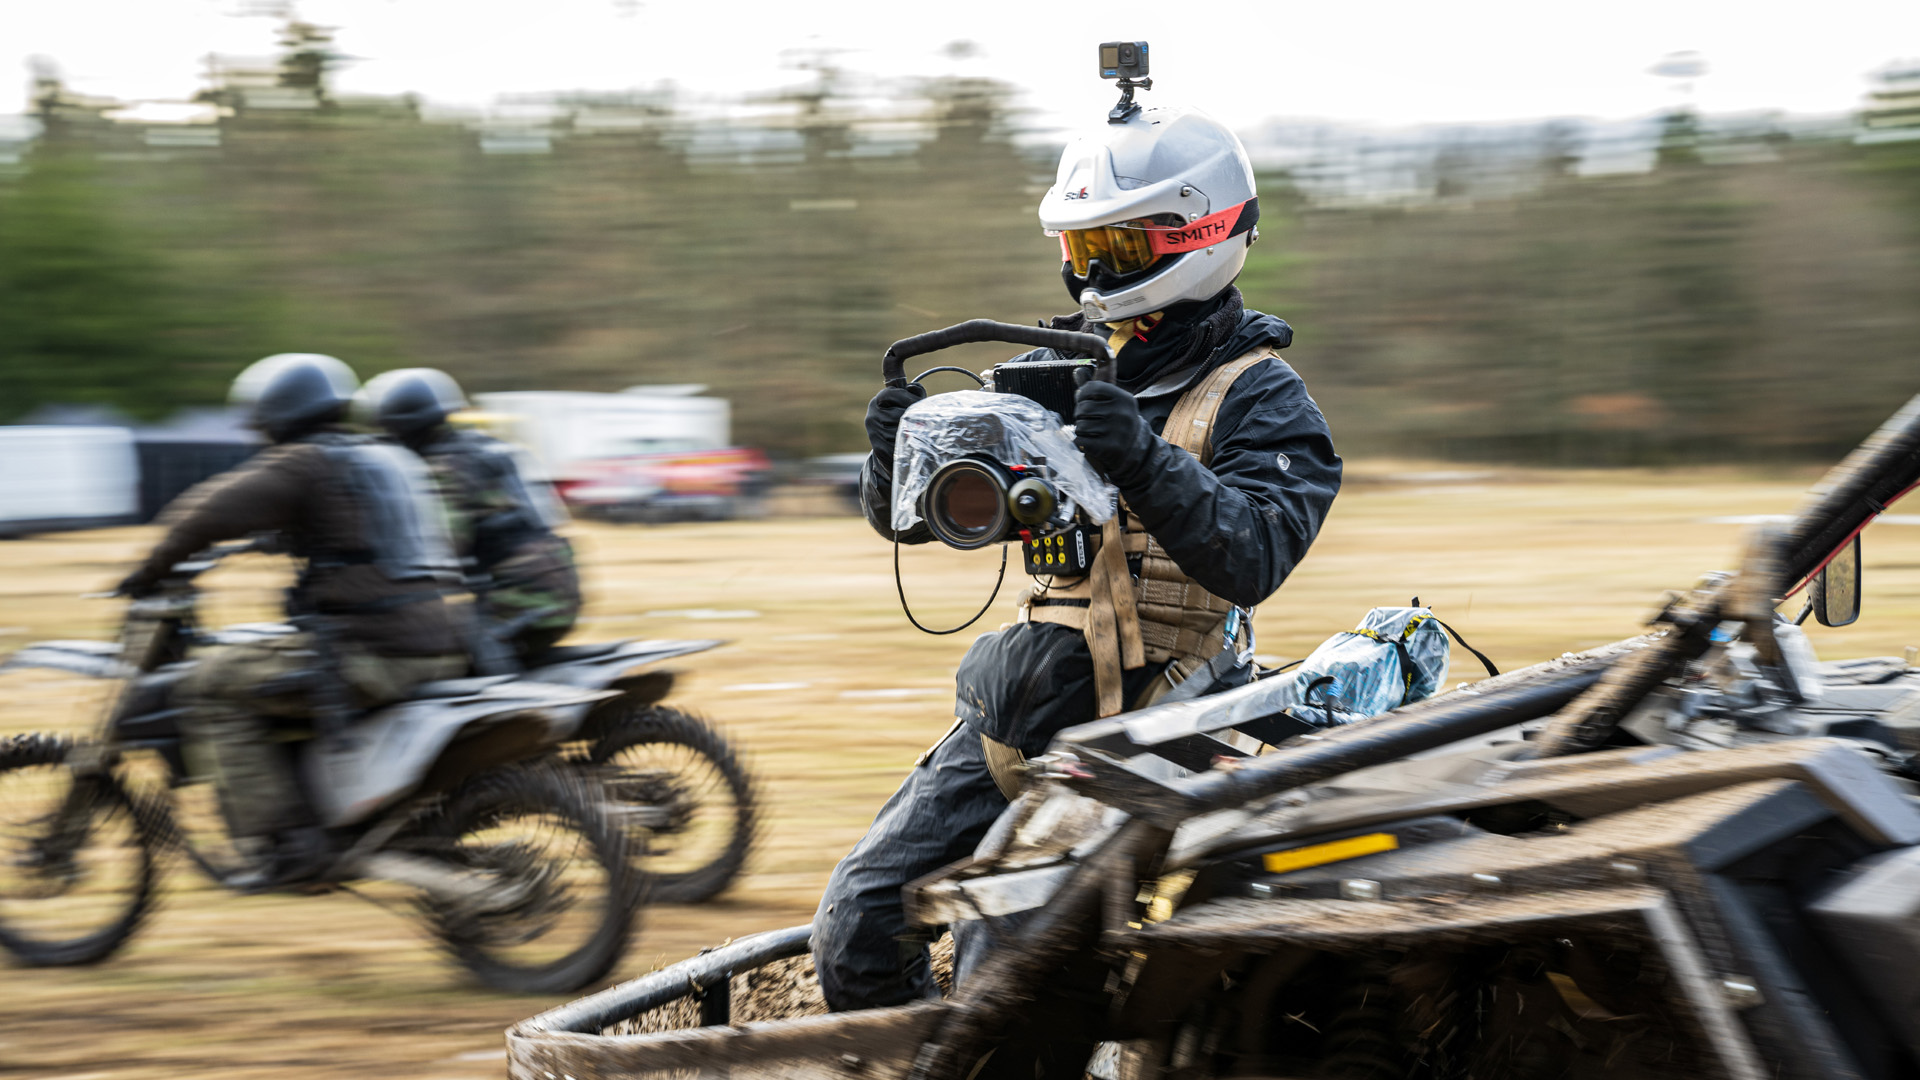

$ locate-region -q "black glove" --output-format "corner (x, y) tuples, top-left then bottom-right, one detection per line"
(1072, 381), (1153, 484)
(116, 568), (159, 599)
(865, 384), (928, 472)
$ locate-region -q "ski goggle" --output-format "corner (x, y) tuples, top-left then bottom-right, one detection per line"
(1049, 198), (1261, 278)
(1055, 220), (1161, 277)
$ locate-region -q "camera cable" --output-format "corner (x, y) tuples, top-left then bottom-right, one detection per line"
(894, 533), (1008, 635)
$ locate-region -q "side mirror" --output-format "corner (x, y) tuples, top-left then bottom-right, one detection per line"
(1811, 535), (1862, 628)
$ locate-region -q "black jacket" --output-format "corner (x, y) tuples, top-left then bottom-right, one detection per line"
(132, 428), (468, 658)
(861, 307), (1342, 754)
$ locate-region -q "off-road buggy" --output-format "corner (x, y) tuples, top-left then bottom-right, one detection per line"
(509, 394), (1920, 1078)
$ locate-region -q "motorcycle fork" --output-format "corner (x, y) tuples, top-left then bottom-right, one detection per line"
(40, 608), (188, 864)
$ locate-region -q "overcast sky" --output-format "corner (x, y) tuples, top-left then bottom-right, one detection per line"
(6, 0), (1917, 134)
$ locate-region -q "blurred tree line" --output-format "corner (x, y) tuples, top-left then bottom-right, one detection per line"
(3, 32), (1919, 465)
(1273, 105), (1920, 464)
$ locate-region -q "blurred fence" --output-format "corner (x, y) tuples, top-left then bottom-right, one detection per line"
(4, 46), (1919, 465)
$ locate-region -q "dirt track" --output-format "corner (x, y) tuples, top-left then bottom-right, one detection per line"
(2, 465), (1917, 1079)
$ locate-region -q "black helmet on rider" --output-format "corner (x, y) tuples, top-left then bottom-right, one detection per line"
(229, 353), (360, 443)
(353, 368), (470, 444)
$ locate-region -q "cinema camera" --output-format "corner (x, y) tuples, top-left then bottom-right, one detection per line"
(882, 321), (1120, 578)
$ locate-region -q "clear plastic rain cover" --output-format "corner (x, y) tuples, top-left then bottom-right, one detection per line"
(891, 390), (1117, 534)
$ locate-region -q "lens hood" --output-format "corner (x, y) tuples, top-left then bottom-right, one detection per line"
(922, 456), (1016, 550)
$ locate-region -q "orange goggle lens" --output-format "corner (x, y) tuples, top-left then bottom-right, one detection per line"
(1058, 221), (1162, 277)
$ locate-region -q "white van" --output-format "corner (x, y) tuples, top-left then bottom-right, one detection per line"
(0, 427), (140, 537)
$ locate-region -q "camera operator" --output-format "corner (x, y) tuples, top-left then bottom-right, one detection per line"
(814, 99), (1342, 1011)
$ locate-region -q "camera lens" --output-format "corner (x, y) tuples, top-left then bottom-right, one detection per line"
(942, 473), (999, 533)
(923, 458), (1013, 550)
(1119, 46), (1135, 64)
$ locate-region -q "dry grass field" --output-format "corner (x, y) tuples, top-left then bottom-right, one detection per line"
(2, 464), (1918, 1079)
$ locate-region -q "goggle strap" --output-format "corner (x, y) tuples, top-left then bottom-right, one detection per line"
(1145, 197), (1259, 256)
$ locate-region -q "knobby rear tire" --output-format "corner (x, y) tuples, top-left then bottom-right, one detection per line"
(0, 734), (165, 967)
(418, 759), (641, 995)
(588, 704), (760, 904)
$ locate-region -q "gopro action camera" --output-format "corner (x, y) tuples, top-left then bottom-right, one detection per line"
(1099, 41), (1149, 81)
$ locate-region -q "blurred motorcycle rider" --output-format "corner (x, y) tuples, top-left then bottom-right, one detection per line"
(815, 104), (1342, 1011)
(117, 354), (469, 885)
(357, 368), (580, 665)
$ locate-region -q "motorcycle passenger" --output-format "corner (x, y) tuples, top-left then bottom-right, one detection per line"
(357, 368), (581, 665)
(117, 353), (469, 885)
(814, 105), (1343, 1010)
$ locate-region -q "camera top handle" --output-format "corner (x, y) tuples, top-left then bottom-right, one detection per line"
(882, 320), (1114, 390)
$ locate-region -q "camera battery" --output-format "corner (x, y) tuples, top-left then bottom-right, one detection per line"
(1023, 524), (1093, 576)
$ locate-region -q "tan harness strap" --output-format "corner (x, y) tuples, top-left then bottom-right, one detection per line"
(1164, 352), (1271, 462)
(1105, 519), (1145, 669)
(1134, 351), (1272, 642)
(1022, 347), (1276, 711)
(1084, 513), (1144, 716)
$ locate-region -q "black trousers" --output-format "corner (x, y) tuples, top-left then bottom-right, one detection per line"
(812, 724), (1010, 1011)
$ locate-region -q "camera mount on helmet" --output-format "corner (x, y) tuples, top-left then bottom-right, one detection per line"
(1109, 78), (1152, 124)
(1098, 40), (1151, 124)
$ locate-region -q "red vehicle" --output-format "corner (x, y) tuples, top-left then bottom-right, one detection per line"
(561, 446), (772, 523)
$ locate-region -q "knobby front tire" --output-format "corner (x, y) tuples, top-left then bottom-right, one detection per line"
(0, 734), (164, 967)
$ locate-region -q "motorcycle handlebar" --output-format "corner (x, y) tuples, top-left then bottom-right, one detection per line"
(85, 539), (261, 600)
(163, 537), (273, 581)
(881, 320), (1114, 389)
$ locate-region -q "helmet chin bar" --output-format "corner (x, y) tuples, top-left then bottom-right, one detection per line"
(1064, 253), (1178, 300)
(1064, 253), (1188, 321)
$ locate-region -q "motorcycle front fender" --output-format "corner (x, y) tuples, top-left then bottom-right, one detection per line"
(527, 639), (723, 695)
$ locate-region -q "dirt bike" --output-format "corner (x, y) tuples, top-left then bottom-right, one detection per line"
(7, 546), (759, 908)
(0, 543), (754, 992)
(506, 340), (1920, 1078)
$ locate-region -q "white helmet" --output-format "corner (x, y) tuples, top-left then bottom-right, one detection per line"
(1038, 104), (1259, 323)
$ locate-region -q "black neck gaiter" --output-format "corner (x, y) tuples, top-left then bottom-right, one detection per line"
(1048, 287), (1244, 392)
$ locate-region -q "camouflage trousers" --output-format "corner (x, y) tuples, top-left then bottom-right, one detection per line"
(484, 538), (582, 662)
(179, 634), (466, 838)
